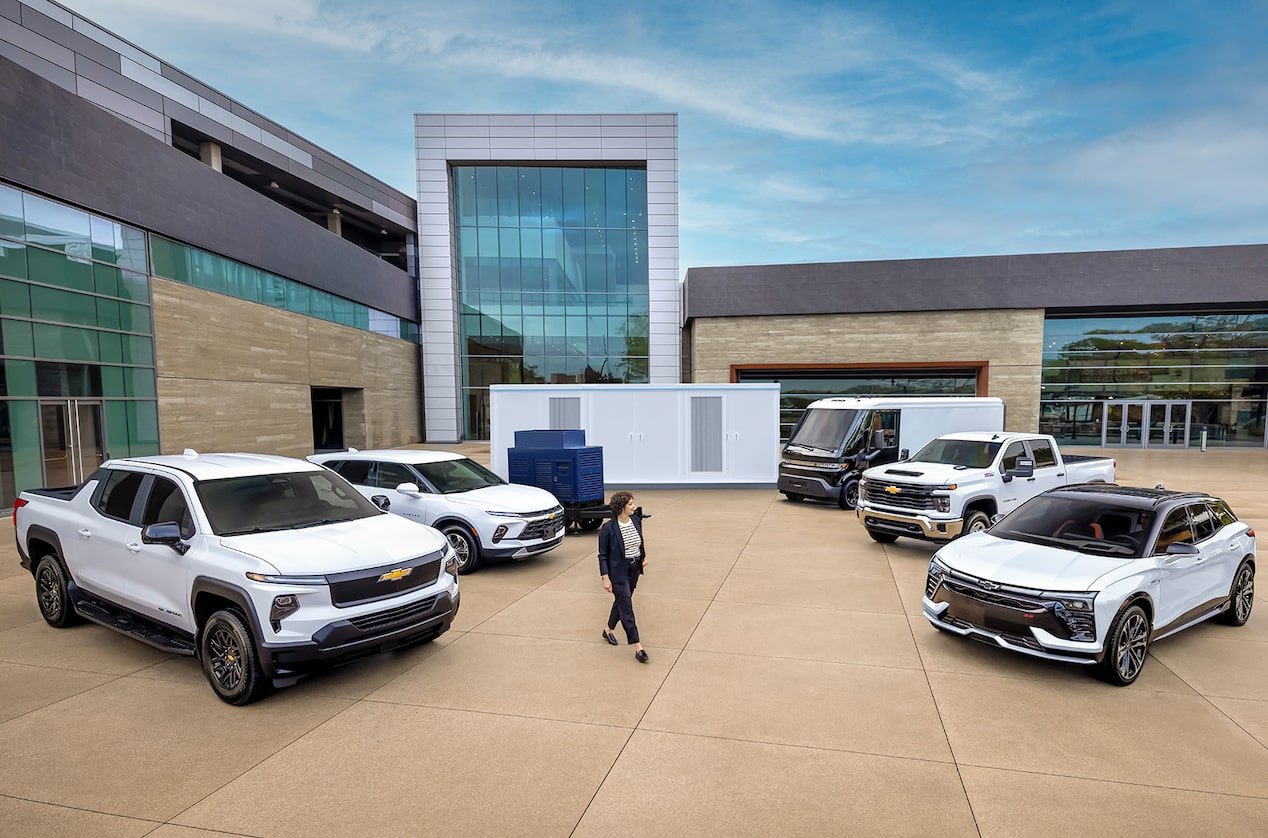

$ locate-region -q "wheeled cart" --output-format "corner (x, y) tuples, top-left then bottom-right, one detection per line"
(507, 430), (608, 533)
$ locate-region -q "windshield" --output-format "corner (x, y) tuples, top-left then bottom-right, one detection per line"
(991, 495), (1156, 558)
(196, 470), (381, 536)
(416, 458), (505, 494)
(787, 408), (859, 453)
(910, 438), (1001, 468)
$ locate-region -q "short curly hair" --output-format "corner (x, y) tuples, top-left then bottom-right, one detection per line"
(608, 490), (635, 518)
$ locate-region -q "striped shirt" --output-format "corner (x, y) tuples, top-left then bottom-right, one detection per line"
(619, 519), (642, 561)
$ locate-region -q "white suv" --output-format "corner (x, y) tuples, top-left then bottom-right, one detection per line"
(309, 449), (565, 574)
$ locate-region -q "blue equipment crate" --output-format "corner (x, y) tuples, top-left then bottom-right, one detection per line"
(513, 429), (587, 449)
(508, 440), (604, 503)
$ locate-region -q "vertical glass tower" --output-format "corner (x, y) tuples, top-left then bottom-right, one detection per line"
(452, 165), (650, 439)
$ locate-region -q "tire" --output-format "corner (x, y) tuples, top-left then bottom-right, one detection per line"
(867, 529), (898, 544)
(200, 609), (270, 706)
(579, 518), (602, 531)
(1219, 560), (1254, 626)
(837, 479), (860, 511)
(961, 510), (991, 537)
(1097, 603), (1151, 686)
(34, 555), (81, 628)
(782, 492), (804, 503)
(444, 524), (481, 574)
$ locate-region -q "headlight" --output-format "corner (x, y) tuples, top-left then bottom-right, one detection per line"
(933, 494), (951, 513)
(925, 556), (949, 598)
(444, 544), (460, 578)
(1043, 591), (1098, 641)
(485, 511), (521, 518)
(245, 572), (327, 585)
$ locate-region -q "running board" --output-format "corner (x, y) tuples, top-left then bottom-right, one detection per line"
(73, 599), (197, 656)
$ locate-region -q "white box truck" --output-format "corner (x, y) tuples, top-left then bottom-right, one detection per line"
(777, 396), (1005, 509)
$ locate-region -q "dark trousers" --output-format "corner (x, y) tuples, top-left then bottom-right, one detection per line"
(607, 562), (641, 644)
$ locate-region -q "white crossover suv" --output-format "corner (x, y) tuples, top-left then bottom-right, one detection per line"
(309, 449), (565, 574)
(923, 484), (1255, 685)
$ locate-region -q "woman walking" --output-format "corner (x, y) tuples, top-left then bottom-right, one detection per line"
(598, 491), (649, 663)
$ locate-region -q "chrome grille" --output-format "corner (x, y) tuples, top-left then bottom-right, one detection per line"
(348, 595), (440, 633)
(863, 480), (935, 510)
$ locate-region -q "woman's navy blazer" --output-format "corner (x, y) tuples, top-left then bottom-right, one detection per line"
(597, 513), (646, 577)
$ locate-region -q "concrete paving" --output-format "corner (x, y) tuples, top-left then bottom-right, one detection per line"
(1, 446), (1266, 837)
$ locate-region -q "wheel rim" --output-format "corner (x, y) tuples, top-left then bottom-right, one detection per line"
(448, 532), (472, 570)
(968, 516), (988, 533)
(844, 484), (858, 508)
(1233, 566), (1254, 623)
(1115, 610), (1149, 680)
(37, 565), (62, 620)
(207, 624), (244, 692)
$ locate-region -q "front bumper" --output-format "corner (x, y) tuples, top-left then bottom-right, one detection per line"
(778, 471), (841, 501)
(858, 508), (964, 541)
(262, 589), (459, 678)
(484, 533), (565, 560)
(922, 593), (1103, 665)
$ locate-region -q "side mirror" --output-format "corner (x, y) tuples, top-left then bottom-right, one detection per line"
(1013, 458), (1035, 478)
(899, 448), (909, 461)
(395, 482), (421, 496)
(1165, 542), (1199, 555)
(871, 429), (886, 450)
(371, 495), (391, 511)
(142, 522), (190, 555)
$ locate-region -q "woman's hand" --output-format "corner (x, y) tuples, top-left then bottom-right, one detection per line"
(601, 574), (612, 593)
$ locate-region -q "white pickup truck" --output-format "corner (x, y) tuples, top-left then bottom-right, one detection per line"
(14, 451), (460, 705)
(857, 432), (1116, 544)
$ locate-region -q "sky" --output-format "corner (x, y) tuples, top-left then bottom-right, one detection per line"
(55, 0), (1268, 271)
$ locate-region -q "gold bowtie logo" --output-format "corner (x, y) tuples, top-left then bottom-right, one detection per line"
(378, 568), (413, 582)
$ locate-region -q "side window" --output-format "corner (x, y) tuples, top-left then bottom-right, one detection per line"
(1210, 500), (1237, 528)
(334, 460), (371, 485)
(94, 470), (145, 522)
(142, 477), (194, 539)
(375, 462), (415, 489)
(1028, 439), (1057, 468)
(1154, 507), (1194, 553)
(876, 410), (899, 448)
(1000, 442), (1027, 472)
(1189, 504), (1218, 542)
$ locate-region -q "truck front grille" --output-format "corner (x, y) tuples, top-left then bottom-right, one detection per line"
(863, 480), (935, 510)
(326, 550), (444, 607)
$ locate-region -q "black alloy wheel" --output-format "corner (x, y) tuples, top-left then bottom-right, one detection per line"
(200, 609), (270, 705)
(1220, 560), (1255, 626)
(444, 525), (481, 574)
(1098, 603), (1150, 686)
(35, 555), (80, 628)
(838, 479), (860, 511)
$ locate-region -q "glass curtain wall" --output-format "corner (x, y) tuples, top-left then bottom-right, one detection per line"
(453, 165), (649, 439)
(1041, 314), (1268, 447)
(0, 183), (159, 505)
(734, 370), (978, 442)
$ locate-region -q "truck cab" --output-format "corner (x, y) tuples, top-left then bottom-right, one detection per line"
(777, 397), (1005, 510)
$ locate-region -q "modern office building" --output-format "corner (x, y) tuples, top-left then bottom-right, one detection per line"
(683, 246), (1268, 448)
(0, 0), (423, 505)
(415, 114), (680, 441)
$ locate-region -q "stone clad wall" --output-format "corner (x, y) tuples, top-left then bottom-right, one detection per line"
(151, 278), (420, 456)
(689, 309), (1046, 432)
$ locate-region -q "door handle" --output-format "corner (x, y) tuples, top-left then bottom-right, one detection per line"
(78, 528), (91, 540)
(126, 543), (141, 553)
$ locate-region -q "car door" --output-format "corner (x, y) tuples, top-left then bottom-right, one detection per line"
(996, 441), (1030, 514)
(71, 468), (147, 604)
(1151, 505), (1210, 632)
(1189, 502), (1239, 609)
(372, 461), (435, 525)
(123, 475), (196, 632)
(1024, 438), (1066, 495)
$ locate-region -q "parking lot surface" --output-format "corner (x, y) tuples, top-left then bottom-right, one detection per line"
(2, 446), (1267, 837)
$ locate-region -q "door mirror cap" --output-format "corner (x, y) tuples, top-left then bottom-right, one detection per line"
(394, 482), (421, 495)
(1004, 457), (1035, 482)
(371, 494), (391, 511)
(141, 522), (190, 555)
(1165, 542), (1199, 555)
(899, 448), (909, 461)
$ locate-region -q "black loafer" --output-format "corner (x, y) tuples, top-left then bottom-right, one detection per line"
(603, 630), (618, 646)
(635, 649), (649, 663)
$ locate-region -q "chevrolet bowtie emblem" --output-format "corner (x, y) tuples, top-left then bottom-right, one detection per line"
(378, 568), (413, 582)
(884, 485), (900, 494)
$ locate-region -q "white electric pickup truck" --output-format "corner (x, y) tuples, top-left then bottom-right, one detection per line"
(14, 451), (459, 705)
(857, 432), (1116, 544)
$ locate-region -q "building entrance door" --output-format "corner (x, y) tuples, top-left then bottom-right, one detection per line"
(1105, 402), (1144, 446)
(1103, 401), (1191, 448)
(1146, 401), (1191, 448)
(39, 400), (105, 486)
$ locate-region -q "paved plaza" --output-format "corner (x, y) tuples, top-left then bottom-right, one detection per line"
(1, 446), (1267, 837)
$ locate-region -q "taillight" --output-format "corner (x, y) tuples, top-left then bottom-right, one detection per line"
(1247, 528), (1255, 538)
(12, 497), (28, 525)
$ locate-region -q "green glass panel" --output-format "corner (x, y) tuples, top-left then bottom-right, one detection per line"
(30, 286), (97, 327)
(33, 323), (98, 362)
(22, 194), (91, 254)
(3, 321), (34, 357)
(126, 400), (160, 452)
(104, 400), (131, 459)
(7, 399), (44, 493)
(123, 367), (156, 398)
(5, 359), (36, 395)
(93, 262), (121, 297)
(150, 237), (185, 282)
(101, 364), (125, 396)
(286, 283), (311, 317)
(118, 270), (149, 302)
(122, 335), (154, 366)
(0, 278), (31, 317)
(0, 240), (27, 280)
(352, 304), (369, 331)
(118, 302), (151, 334)
(98, 332), (123, 364)
(0, 184), (24, 239)
(27, 247), (93, 291)
(90, 216), (120, 264)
